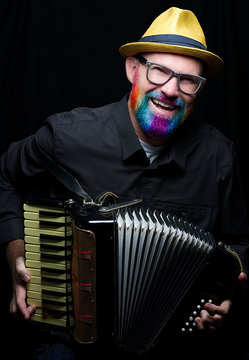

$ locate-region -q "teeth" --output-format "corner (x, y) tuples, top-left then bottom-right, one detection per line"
(152, 98), (174, 110)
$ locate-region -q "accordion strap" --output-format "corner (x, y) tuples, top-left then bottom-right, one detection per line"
(33, 141), (96, 203)
(33, 140), (142, 210)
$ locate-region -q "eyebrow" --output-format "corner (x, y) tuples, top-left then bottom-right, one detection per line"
(137, 54), (204, 77)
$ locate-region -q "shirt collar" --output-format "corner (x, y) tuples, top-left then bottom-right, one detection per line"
(113, 95), (143, 160)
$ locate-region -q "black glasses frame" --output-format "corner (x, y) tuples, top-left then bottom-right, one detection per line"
(136, 55), (206, 95)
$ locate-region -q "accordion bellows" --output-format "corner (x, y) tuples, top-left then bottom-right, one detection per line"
(115, 207), (214, 352)
(24, 201), (241, 355)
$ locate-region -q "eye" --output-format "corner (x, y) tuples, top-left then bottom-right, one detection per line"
(150, 65), (164, 73)
(180, 75), (198, 85)
(147, 63), (172, 84)
(150, 65), (172, 81)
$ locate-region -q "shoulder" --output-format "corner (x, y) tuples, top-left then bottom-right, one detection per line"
(35, 100), (123, 158)
(36, 102), (116, 139)
(195, 121), (237, 176)
(47, 102), (115, 126)
(200, 122), (235, 154)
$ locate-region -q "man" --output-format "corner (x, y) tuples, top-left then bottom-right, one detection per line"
(1, 7), (248, 359)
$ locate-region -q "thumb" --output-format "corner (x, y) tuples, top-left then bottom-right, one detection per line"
(15, 257), (31, 282)
(238, 272), (247, 283)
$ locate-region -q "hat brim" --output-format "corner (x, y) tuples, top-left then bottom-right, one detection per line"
(119, 42), (224, 76)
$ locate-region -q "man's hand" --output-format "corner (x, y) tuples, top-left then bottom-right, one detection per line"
(195, 272), (247, 330)
(6, 239), (36, 320)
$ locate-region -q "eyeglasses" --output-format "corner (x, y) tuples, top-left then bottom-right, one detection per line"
(136, 55), (206, 95)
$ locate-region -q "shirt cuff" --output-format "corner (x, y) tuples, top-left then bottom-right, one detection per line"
(0, 218), (24, 245)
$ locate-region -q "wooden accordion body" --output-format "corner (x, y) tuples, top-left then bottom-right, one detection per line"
(24, 200), (242, 355)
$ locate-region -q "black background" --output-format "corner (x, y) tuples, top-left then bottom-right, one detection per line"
(0, 0), (248, 358)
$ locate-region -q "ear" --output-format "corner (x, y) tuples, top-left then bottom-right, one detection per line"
(125, 57), (138, 84)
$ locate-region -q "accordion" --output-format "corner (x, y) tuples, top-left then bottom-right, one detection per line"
(24, 198), (242, 355)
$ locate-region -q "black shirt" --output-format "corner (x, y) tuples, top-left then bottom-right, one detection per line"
(0, 95), (248, 270)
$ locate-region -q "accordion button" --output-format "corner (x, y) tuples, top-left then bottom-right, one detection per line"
(181, 328), (186, 332)
(188, 328), (193, 332)
(189, 317), (193, 321)
(197, 305), (201, 309)
(201, 299), (205, 303)
(208, 299), (213, 303)
(193, 311), (197, 315)
(185, 322), (189, 326)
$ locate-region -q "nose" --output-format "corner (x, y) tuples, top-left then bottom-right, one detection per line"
(159, 76), (179, 98)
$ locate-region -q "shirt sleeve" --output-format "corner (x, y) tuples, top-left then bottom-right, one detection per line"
(0, 116), (56, 245)
(216, 144), (249, 274)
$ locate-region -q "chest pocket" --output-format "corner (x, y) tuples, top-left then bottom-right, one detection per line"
(140, 199), (214, 231)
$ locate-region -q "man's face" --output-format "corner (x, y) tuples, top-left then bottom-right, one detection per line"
(127, 53), (203, 144)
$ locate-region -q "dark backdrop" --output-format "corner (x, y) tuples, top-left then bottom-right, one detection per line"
(0, 0), (248, 203)
(0, 0), (248, 358)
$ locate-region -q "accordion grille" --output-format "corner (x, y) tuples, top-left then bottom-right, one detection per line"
(115, 207), (215, 354)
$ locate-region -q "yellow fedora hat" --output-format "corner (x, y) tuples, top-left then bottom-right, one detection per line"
(119, 7), (223, 75)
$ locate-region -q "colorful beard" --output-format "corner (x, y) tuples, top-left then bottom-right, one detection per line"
(130, 84), (187, 137)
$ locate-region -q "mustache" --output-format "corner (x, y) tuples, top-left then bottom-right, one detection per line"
(146, 90), (185, 108)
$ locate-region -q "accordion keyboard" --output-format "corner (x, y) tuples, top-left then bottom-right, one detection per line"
(24, 203), (74, 328)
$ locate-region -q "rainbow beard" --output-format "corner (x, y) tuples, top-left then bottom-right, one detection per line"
(131, 86), (187, 137)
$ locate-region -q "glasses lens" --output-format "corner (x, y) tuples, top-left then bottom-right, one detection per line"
(179, 75), (202, 94)
(145, 60), (205, 95)
(147, 63), (172, 85)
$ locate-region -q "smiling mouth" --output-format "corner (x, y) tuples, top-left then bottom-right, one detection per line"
(150, 98), (178, 112)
